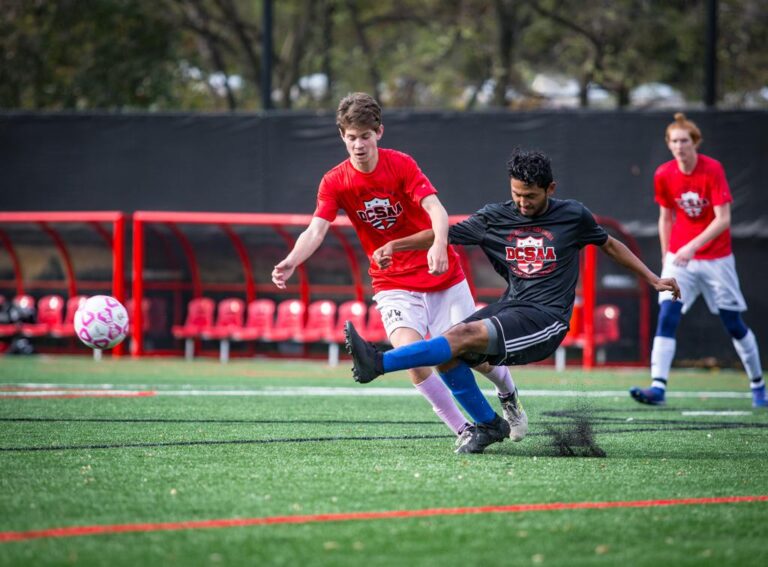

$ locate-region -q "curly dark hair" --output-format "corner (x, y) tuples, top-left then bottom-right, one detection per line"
(505, 148), (553, 189)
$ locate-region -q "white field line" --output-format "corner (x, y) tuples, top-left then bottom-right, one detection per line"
(681, 411), (753, 416)
(0, 384), (752, 399)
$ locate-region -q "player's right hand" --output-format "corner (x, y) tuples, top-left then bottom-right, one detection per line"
(654, 277), (681, 301)
(372, 243), (394, 269)
(271, 260), (295, 289)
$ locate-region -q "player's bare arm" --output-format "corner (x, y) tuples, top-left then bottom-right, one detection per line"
(420, 195), (450, 275)
(271, 217), (331, 289)
(600, 236), (681, 300)
(672, 203), (731, 266)
(372, 229), (435, 269)
(658, 206), (674, 260)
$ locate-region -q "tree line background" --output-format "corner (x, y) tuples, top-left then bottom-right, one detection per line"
(1, 0), (766, 111)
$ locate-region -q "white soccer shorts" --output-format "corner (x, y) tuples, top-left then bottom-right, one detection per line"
(659, 252), (747, 314)
(372, 280), (479, 339)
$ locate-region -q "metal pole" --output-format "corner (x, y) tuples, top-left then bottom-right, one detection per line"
(704, 0), (718, 107)
(113, 214), (126, 357)
(262, 0), (273, 110)
(131, 216), (144, 357)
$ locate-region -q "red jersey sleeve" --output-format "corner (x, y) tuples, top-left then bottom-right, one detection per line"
(654, 165), (675, 209)
(313, 174), (340, 222)
(709, 160), (733, 206)
(399, 153), (438, 204)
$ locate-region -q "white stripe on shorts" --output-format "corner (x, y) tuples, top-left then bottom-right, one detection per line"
(504, 320), (568, 352)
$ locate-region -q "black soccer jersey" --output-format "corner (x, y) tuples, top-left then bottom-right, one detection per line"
(448, 198), (609, 323)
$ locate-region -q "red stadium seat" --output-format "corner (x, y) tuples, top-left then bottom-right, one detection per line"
(203, 298), (246, 340)
(267, 299), (306, 342)
(329, 300), (367, 344)
(231, 299), (276, 342)
(171, 297), (215, 360)
(126, 297), (151, 332)
(362, 304), (388, 344)
(202, 298), (246, 363)
(172, 297), (216, 338)
(21, 295), (65, 338)
(50, 295), (87, 338)
(324, 299), (367, 366)
(295, 300), (337, 343)
(555, 304), (620, 370)
(593, 304), (621, 363)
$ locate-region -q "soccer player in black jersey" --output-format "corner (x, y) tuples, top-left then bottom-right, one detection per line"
(345, 148), (680, 454)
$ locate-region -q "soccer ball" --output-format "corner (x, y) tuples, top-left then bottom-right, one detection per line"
(73, 295), (130, 350)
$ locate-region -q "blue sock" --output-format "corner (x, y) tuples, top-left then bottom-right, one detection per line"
(718, 309), (748, 340)
(438, 362), (496, 424)
(382, 336), (453, 373)
(656, 300), (683, 337)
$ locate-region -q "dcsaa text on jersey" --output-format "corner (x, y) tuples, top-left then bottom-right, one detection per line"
(356, 197), (403, 230)
(506, 234), (557, 276)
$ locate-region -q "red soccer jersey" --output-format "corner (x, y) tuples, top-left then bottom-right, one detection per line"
(313, 148), (465, 293)
(654, 154), (733, 259)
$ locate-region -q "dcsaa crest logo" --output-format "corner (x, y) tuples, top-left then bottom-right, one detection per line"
(676, 191), (710, 218)
(357, 197), (404, 230)
(506, 235), (556, 276)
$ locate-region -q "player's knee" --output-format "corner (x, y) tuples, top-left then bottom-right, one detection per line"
(472, 361), (494, 374)
(656, 300), (683, 338)
(718, 309), (748, 339)
(443, 322), (485, 355)
(435, 359), (462, 373)
(407, 366), (435, 383)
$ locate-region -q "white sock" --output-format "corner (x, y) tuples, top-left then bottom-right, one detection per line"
(732, 330), (764, 387)
(413, 373), (469, 435)
(650, 336), (676, 390)
(479, 365), (516, 396)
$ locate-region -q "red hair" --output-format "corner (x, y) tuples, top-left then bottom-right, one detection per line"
(665, 112), (703, 146)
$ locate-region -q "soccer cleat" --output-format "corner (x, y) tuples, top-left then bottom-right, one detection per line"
(752, 385), (767, 408)
(344, 321), (383, 384)
(499, 390), (528, 442)
(454, 414), (510, 454)
(455, 422), (473, 447)
(629, 386), (666, 406)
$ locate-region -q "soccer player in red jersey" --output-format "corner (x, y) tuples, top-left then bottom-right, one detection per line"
(272, 93), (526, 439)
(630, 113), (765, 407)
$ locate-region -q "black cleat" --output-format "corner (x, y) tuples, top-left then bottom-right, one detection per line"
(344, 321), (383, 384)
(454, 414), (510, 454)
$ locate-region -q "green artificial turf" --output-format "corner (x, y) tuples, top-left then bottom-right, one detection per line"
(0, 356), (766, 566)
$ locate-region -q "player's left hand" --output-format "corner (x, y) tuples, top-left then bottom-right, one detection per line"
(654, 277), (681, 301)
(672, 244), (695, 267)
(427, 243), (448, 275)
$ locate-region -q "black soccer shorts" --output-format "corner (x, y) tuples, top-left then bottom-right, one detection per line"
(460, 301), (569, 367)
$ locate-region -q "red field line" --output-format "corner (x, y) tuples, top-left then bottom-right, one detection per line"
(1, 495), (766, 543)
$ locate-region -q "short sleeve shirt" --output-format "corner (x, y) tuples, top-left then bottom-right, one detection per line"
(313, 148), (465, 293)
(449, 198), (608, 322)
(654, 154), (732, 259)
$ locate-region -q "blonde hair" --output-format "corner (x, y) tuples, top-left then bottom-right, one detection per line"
(665, 112), (703, 147)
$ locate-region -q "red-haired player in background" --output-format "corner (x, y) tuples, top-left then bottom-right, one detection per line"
(630, 113), (765, 407)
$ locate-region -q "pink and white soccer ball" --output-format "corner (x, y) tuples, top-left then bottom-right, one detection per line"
(73, 295), (130, 350)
